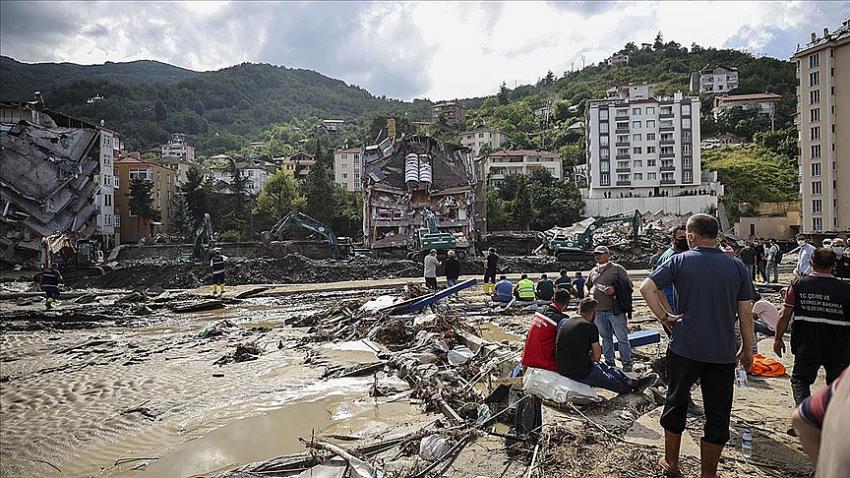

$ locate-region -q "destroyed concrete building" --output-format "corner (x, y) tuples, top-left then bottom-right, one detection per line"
(362, 136), (477, 250)
(1, 115), (104, 265)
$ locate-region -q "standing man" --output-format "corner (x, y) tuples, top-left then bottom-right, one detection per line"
(794, 234), (815, 278)
(514, 274), (536, 302)
(774, 248), (850, 412)
(739, 241), (756, 282)
(640, 213), (755, 478)
(766, 238), (781, 284)
(586, 245), (634, 371)
(571, 272), (586, 299)
(483, 248), (499, 295)
(754, 238), (768, 283)
(831, 238), (849, 280)
(210, 249), (227, 296)
(656, 225), (689, 316)
(535, 273), (555, 301)
(521, 289), (571, 372)
(39, 263), (63, 309)
(650, 245), (664, 270)
(556, 297), (657, 394)
(423, 249), (440, 290)
(444, 250), (460, 288)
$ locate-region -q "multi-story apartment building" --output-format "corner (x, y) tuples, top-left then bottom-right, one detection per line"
(460, 125), (506, 157)
(484, 150), (562, 185)
(209, 158), (274, 196)
(94, 127), (121, 248)
(606, 52), (630, 66)
(690, 65), (739, 94)
(712, 93), (782, 120)
(158, 157), (194, 185)
(334, 147), (363, 191)
(161, 132), (195, 162)
(793, 19), (850, 234)
(279, 152), (315, 179)
(431, 101), (466, 125)
(114, 154), (178, 243)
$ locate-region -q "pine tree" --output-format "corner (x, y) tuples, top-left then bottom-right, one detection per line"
(169, 191), (195, 238)
(127, 178), (161, 237)
(302, 160), (338, 224)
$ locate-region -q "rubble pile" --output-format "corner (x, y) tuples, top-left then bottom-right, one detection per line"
(0, 122), (101, 266)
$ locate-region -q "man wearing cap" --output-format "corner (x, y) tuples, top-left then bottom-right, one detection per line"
(586, 245), (634, 371)
(423, 249), (440, 290)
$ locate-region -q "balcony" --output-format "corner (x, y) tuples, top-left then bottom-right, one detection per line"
(660, 179), (675, 185)
(615, 141), (630, 147)
(660, 165), (676, 171)
(659, 112), (674, 119)
(614, 115), (629, 121)
(616, 168), (631, 173)
(615, 154), (630, 160)
(659, 139), (675, 145)
(615, 127), (630, 134)
(660, 152), (675, 158)
(616, 181), (631, 186)
(659, 126), (675, 132)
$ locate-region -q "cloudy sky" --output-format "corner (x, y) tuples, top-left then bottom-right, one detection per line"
(1, 1), (847, 100)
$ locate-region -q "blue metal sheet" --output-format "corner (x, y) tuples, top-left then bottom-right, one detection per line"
(612, 329), (661, 351)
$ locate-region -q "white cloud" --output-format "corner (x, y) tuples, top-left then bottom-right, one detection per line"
(1, 0), (847, 100)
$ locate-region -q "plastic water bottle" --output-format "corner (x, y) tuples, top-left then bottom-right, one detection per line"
(741, 426), (753, 459)
(735, 365), (748, 388)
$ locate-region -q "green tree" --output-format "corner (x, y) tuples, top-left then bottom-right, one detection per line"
(181, 166), (213, 223)
(169, 191), (194, 238)
(127, 177), (161, 236)
(653, 32), (664, 50)
(302, 159), (338, 224)
(256, 169), (306, 219)
(510, 180), (532, 230)
(497, 82), (510, 105)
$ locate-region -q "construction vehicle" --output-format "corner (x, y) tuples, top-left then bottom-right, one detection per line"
(40, 233), (104, 277)
(269, 211), (373, 260)
(407, 208), (470, 262)
(192, 213), (214, 261)
(548, 210), (641, 261)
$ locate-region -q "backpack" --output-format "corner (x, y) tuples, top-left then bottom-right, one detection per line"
(774, 247), (783, 265)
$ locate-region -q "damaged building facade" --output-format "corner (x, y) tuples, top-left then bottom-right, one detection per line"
(362, 136), (477, 250)
(1, 102), (119, 265)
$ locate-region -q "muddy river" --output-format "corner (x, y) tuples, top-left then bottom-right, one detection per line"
(0, 288), (425, 478)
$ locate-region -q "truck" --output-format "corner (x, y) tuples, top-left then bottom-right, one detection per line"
(269, 211), (373, 260)
(406, 208), (471, 262)
(548, 210), (641, 261)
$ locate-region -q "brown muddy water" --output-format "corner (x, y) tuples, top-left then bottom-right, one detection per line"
(0, 288), (423, 478)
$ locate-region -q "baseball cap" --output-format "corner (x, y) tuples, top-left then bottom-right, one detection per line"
(593, 246), (610, 254)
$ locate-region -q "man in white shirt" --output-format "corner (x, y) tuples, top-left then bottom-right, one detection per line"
(795, 234), (816, 278)
(752, 292), (780, 337)
(423, 249), (440, 290)
(766, 239), (781, 283)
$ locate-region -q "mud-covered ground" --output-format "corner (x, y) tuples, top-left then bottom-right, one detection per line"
(0, 266), (820, 478)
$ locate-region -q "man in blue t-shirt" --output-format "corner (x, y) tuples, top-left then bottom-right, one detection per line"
(492, 275), (513, 303)
(640, 213), (755, 478)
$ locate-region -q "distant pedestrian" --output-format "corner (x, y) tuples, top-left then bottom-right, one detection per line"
(739, 241), (757, 281)
(483, 248), (499, 294)
(535, 273), (555, 301)
(514, 274), (536, 302)
(39, 263), (63, 309)
(571, 271), (586, 299)
(774, 248), (850, 411)
(444, 250), (460, 288)
(640, 213), (755, 478)
(766, 238), (781, 283)
(586, 245), (634, 371)
(210, 249), (228, 296)
(754, 238), (768, 283)
(423, 249), (440, 290)
(794, 234), (815, 278)
(649, 245), (664, 270)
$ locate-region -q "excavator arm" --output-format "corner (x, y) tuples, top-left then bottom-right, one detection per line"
(270, 211), (340, 246)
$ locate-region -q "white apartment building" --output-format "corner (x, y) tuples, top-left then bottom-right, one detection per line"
(209, 158), (274, 195)
(95, 127), (120, 247)
(334, 147), (363, 191)
(484, 150), (562, 185)
(584, 86), (719, 216)
(690, 65), (739, 94)
(460, 126), (507, 157)
(161, 132), (195, 162)
(712, 93), (782, 120)
(793, 19), (850, 234)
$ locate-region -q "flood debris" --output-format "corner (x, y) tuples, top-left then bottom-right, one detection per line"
(214, 342), (263, 365)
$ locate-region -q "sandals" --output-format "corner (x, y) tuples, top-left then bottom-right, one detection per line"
(659, 458), (684, 478)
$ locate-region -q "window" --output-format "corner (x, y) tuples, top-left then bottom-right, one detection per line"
(114, 215), (120, 227)
(813, 217), (822, 231)
(342, 173), (348, 179)
(810, 90), (820, 104)
(682, 118), (691, 129)
(632, 134), (642, 141)
(812, 144), (821, 158)
(600, 136), (609, 146)
(809, 71), (820, 86)
(341, 163), (348, 169)
(646, 133), (656, 141)
(646, 107), (655, 114)
(683, 144), (692, 155)
(632, 107), (641, 115)
(647, 146), (656, 154)
(633, 160), (643, 168)
(600, 172), (610, 186)
(600, 122), (609, 133)
(809, 53), (819, 68)
(633, 147), (642, 154)
(478, 133), (484, 138)
(617, 173), (630, 182)
(617, 147), (629, 156)
(682, 104), (691, 115)
(813, 199), (822, 213)
(646, 120), (656, 128)
(648, 172), (657, 180)
(114, 176), (119, 188)
(683, 170), (693, 183)
(105, 194), (111, 206)
(812, 163), (821, 177)
(600, 148), (609, 159)
(617, 160), (630, 169)
(812, 181), (822, 195)
(647, 158), (656, 166)
(811, 108), (820, 122)
(617, 135), (629, 143)
(811, 127), (820, 140)
(599, 161), (610, 172)
(599, 109), (609, 120)
(354, 183), (361, 190)
(632, 121), (642, 128)
(129, 168), (151, 180)
(634, 173), (643, 180)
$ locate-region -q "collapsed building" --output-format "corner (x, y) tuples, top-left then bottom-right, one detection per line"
(362, 136), (477, 252)
(1, 104), (110, 267)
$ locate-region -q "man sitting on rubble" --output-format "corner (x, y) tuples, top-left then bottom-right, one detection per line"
(520, 289), (571, 372)
(514, 274), (536, 302)
(556, 297), (657, 393)
(535, 273), (555, 301)
(492, 275), (513, 303)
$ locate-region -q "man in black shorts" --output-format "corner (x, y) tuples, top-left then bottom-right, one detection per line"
(483, 248), (498, 295)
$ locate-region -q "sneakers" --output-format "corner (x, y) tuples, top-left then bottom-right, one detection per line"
(631, 373), (659, 394)
(623, 363), (633, 373)
(605, 360), (616, 368)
